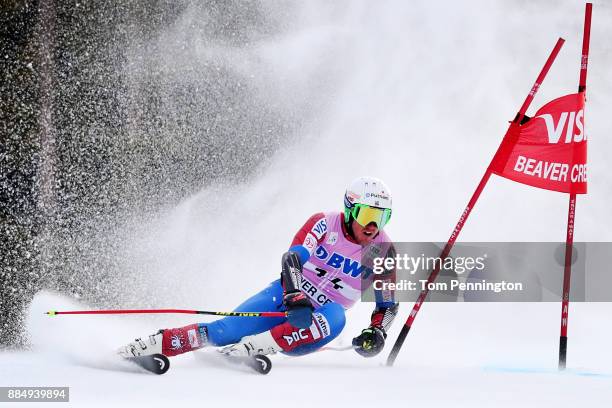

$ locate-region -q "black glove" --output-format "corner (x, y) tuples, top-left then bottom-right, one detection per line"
(352, 326), (386, 357)
(281, 251), (303, 292)
(283, 291), (313, 329)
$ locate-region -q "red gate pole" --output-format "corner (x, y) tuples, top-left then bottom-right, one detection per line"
(387, 37), (565, 366)
(559, 2), (592, 370)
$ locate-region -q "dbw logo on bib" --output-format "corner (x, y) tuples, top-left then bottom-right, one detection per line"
(314, 246), (373, 278)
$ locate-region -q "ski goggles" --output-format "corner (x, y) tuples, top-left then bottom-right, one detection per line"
(349, 203), (392, 229)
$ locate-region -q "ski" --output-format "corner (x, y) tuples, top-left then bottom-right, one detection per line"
(123, 351), (270, 375)
(126, 353), (170, 375)
(222, 354), (272, 375)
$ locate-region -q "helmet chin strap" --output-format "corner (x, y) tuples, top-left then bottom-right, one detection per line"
(347, 220), (357, 241)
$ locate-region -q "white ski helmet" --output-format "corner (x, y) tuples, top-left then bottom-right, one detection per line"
(344, 176), (392, 229)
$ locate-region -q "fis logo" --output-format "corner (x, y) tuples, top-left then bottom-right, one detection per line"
(314, 246), (373, 278)
(536, 109), (585, 144)
(326, 232), (338, 245)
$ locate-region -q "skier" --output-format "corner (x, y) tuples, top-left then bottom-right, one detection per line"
(118, 176), (399, 360)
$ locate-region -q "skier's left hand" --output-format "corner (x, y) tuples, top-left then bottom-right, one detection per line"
(352, 326), (386, 357)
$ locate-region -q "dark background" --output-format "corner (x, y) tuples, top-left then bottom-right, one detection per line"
(1, 0), (297, 347)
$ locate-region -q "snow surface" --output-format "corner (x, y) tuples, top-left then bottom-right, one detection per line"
(2, 292), (612, 407)
(3, 1), (612, 407)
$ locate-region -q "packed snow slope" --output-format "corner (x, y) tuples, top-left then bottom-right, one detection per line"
(2, 1), (612, 407)
(5, 292), (612, 408)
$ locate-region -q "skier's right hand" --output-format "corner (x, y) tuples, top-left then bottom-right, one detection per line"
(352, 326), (386, 357)
(283, 291), (313, 329)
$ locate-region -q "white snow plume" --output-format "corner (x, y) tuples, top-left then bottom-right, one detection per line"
(119, 0), (612, 309)
(24, 291), (162, 373)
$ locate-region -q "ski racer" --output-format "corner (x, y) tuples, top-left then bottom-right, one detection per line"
(118, 176), (399, 359)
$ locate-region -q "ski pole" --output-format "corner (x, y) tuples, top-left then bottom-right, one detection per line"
(46, 309), (287, 317)
(386, 37), (565, 367)
(320, 345), (356, 352)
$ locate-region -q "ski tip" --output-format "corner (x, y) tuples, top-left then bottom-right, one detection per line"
(253, 354), (272, 375)
(217, 351), (273, 374)
(46, 310), (56, 316)
(151, 354), (171, 375)
(127, 353), (171, 375)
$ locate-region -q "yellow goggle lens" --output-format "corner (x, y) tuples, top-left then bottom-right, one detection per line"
(352, 205), (391, 228)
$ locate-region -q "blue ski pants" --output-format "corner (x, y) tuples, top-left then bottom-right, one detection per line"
(200, 279), (346, 356)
